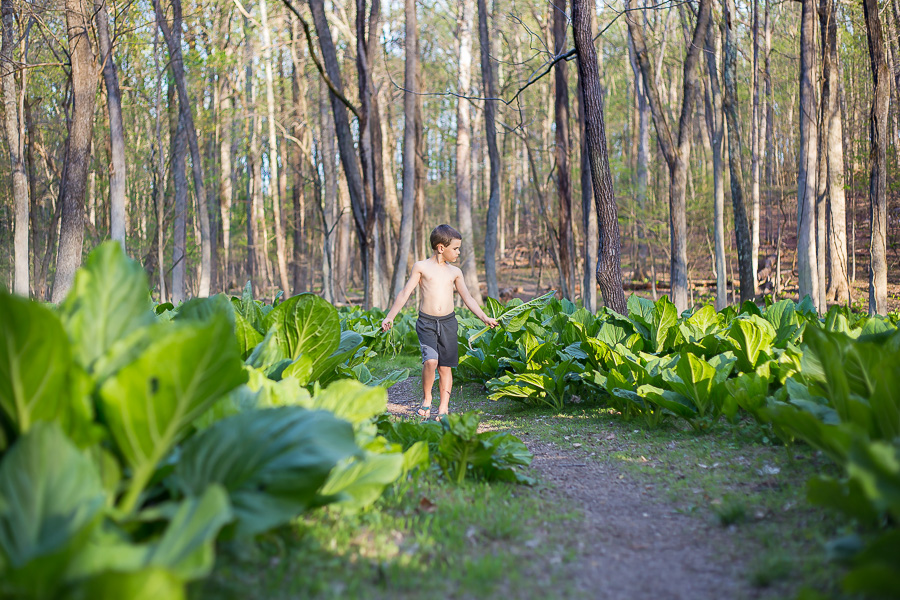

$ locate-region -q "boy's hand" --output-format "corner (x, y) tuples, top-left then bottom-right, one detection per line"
(381, 317), (394, 332)
(484, 317), (499, 328)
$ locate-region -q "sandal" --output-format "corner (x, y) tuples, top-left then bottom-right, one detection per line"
(416, 401), (432, 418)
(434, 412), (450, 422)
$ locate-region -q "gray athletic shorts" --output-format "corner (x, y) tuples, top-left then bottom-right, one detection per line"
(416, 311), (459, 367)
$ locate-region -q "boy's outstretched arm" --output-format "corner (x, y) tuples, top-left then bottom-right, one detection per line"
(455, 274), (499, 328)
(381, 265), (422, 331)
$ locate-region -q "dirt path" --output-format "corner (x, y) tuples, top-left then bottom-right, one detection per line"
(387, 377), (754, 600)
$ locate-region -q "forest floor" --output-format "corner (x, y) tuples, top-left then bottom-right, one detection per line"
(383, 371), (846, 600)
(196, 357), (848, 600)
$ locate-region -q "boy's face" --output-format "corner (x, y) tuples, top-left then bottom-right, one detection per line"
(439, 239), (462, 263)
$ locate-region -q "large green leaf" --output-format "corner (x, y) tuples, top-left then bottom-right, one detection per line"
(318, 450), (404, 512)
(263, 293), (341, 363)
(173, 407), (357, 537)
(306, 380), (386, 426)
(234, 311), (264, 360)
(62, 568), (185, 600)
(0, 293), (91, 439)
(662, 352), (718, 417)
(0, 423), (105, 598)
(306, 330), (364, 385)
(59, 242), (155, 372)
(650, 296), (678, 353)
(727, 315), (776, 372)
(99, 314), (248, 513)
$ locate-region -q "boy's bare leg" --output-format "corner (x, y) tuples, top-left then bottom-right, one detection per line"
(421, 359), (438, 413)
(437, 366), (453, 415)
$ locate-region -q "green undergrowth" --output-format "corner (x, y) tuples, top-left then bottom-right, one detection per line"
(193, 471), (578, 600)
(444, 381), (851, 599)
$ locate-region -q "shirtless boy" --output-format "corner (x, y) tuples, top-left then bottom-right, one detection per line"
(381, 224), (498, 420)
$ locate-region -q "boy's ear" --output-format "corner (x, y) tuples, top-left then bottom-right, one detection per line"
(436, 243), (444, 253)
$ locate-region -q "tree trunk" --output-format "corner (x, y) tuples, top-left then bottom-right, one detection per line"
(723, 0), (755, 305)
(863, 0), (889, 315)
(572, 0), (626, 314)
(151, 0), (211, 297)
(454, 0), (482, 303)
(577, 72), (598, 313)
(172, 112), (188, 304)
(626, 30), (650, 283)
(153, 25), (167, 302)
(259, 0), (290, 294)
(704, 20), (727, 310)
(392, 0), (418, 298)
(414, 45), (427, 263)
(53, 0), (98, 303)
(820, 0), (849, 304)
(751, 0), (760, 292)
(797, 0), (820, 310)
(552, 0), (576, 300)
(95, 0), (127, 249)
(478, 0), (501, 300)
(2, 0), (29, 296)
(625, 0), (710, 312)
(308, 0), (370, 305)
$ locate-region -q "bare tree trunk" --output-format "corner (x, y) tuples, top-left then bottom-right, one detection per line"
(392, 0), (418, 298)
(95, 0), (126, 249)
(218, 94), (234, 290)
(53, 0), (98, 303)
(723, 0), (756, 304)
(765, 0), (775, 252)
(625, 0), (710, 311)
(478, 0), (501, 300)
(626, 29), (650, 283)
(455, 0), (482, 303)
(2, 0), (29, 296)
(797, 0), (820, 310)
(704, 20), (727, 310)
(153, 25), (167, 302)
(151, 0), (211, 297)
(552, 0), (576, 300)
(573, 0), (625, 314)
(819, 0), (849, 304)
(414, 46), (427, 263)
(863, 0), (889, 315)
(751, 0), (760, 292)
(307, 0), (370, 305)
(577, 72), (598, 312)
(172, 112), (187, 304)
(259, 0), (290, 293)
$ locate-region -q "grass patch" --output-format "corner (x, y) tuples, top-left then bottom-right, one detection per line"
(192, 471), (578, 600)
(368, 353), (421, 379)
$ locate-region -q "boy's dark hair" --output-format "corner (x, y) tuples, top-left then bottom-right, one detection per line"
(430, 224), (462, 250)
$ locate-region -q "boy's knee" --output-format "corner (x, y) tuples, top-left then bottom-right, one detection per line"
(424, 359), (438, 370)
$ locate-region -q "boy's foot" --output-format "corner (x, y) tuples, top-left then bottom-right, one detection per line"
(416, 401), (432, 418)
(435, 412), (449, 422)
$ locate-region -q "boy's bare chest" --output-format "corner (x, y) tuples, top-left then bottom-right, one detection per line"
(419, 269), (455, 291)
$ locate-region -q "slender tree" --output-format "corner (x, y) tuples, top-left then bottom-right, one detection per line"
(572, 0), (625, 314)
(392, 0), (418, 298)
(455, 0), (482, 304)
(552, 0), (576, 300)
(95, 0), (127, 249)
(478, 0), (501, 299)
(625, 0), (711, 311)
(797, 0), (820, 310)
(53, 0), (98, 303)
(723, 0), (755, 304)
(704, 18), (727, 310)
(863, 0), (889, 315)
(2, 0), (28, 296)
(151, 0), (212, 297)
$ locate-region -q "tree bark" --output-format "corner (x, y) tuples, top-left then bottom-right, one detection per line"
(704, 19), (727, 310)
(258, 0), (290, 293)
(750, 0), (760, 292)
(819, 0), (849, 304)
(151, 0), (212, 297)
(626, 29), (650, 283)
(171, 111), (188, 303)
(308, 0), (370, 305)
(577, 69), (598, 313)
(454, 0), (482, 303)
(95, 0), (127, 249)
(572, 0), (625, 314)
(863, 0), (889, 315)
(625, 0), (710, 311)
(53, 0), (98, 303)
(723, 0), (756, 305)
(797, 0), (820, 310)
(392, 0), (417, 298)
(478, 0), (501, 300)
(2, 0), (29, 296)
(552, 0), (576, 300)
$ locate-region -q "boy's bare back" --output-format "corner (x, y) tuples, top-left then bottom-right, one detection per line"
(413, 257), (461, 317)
